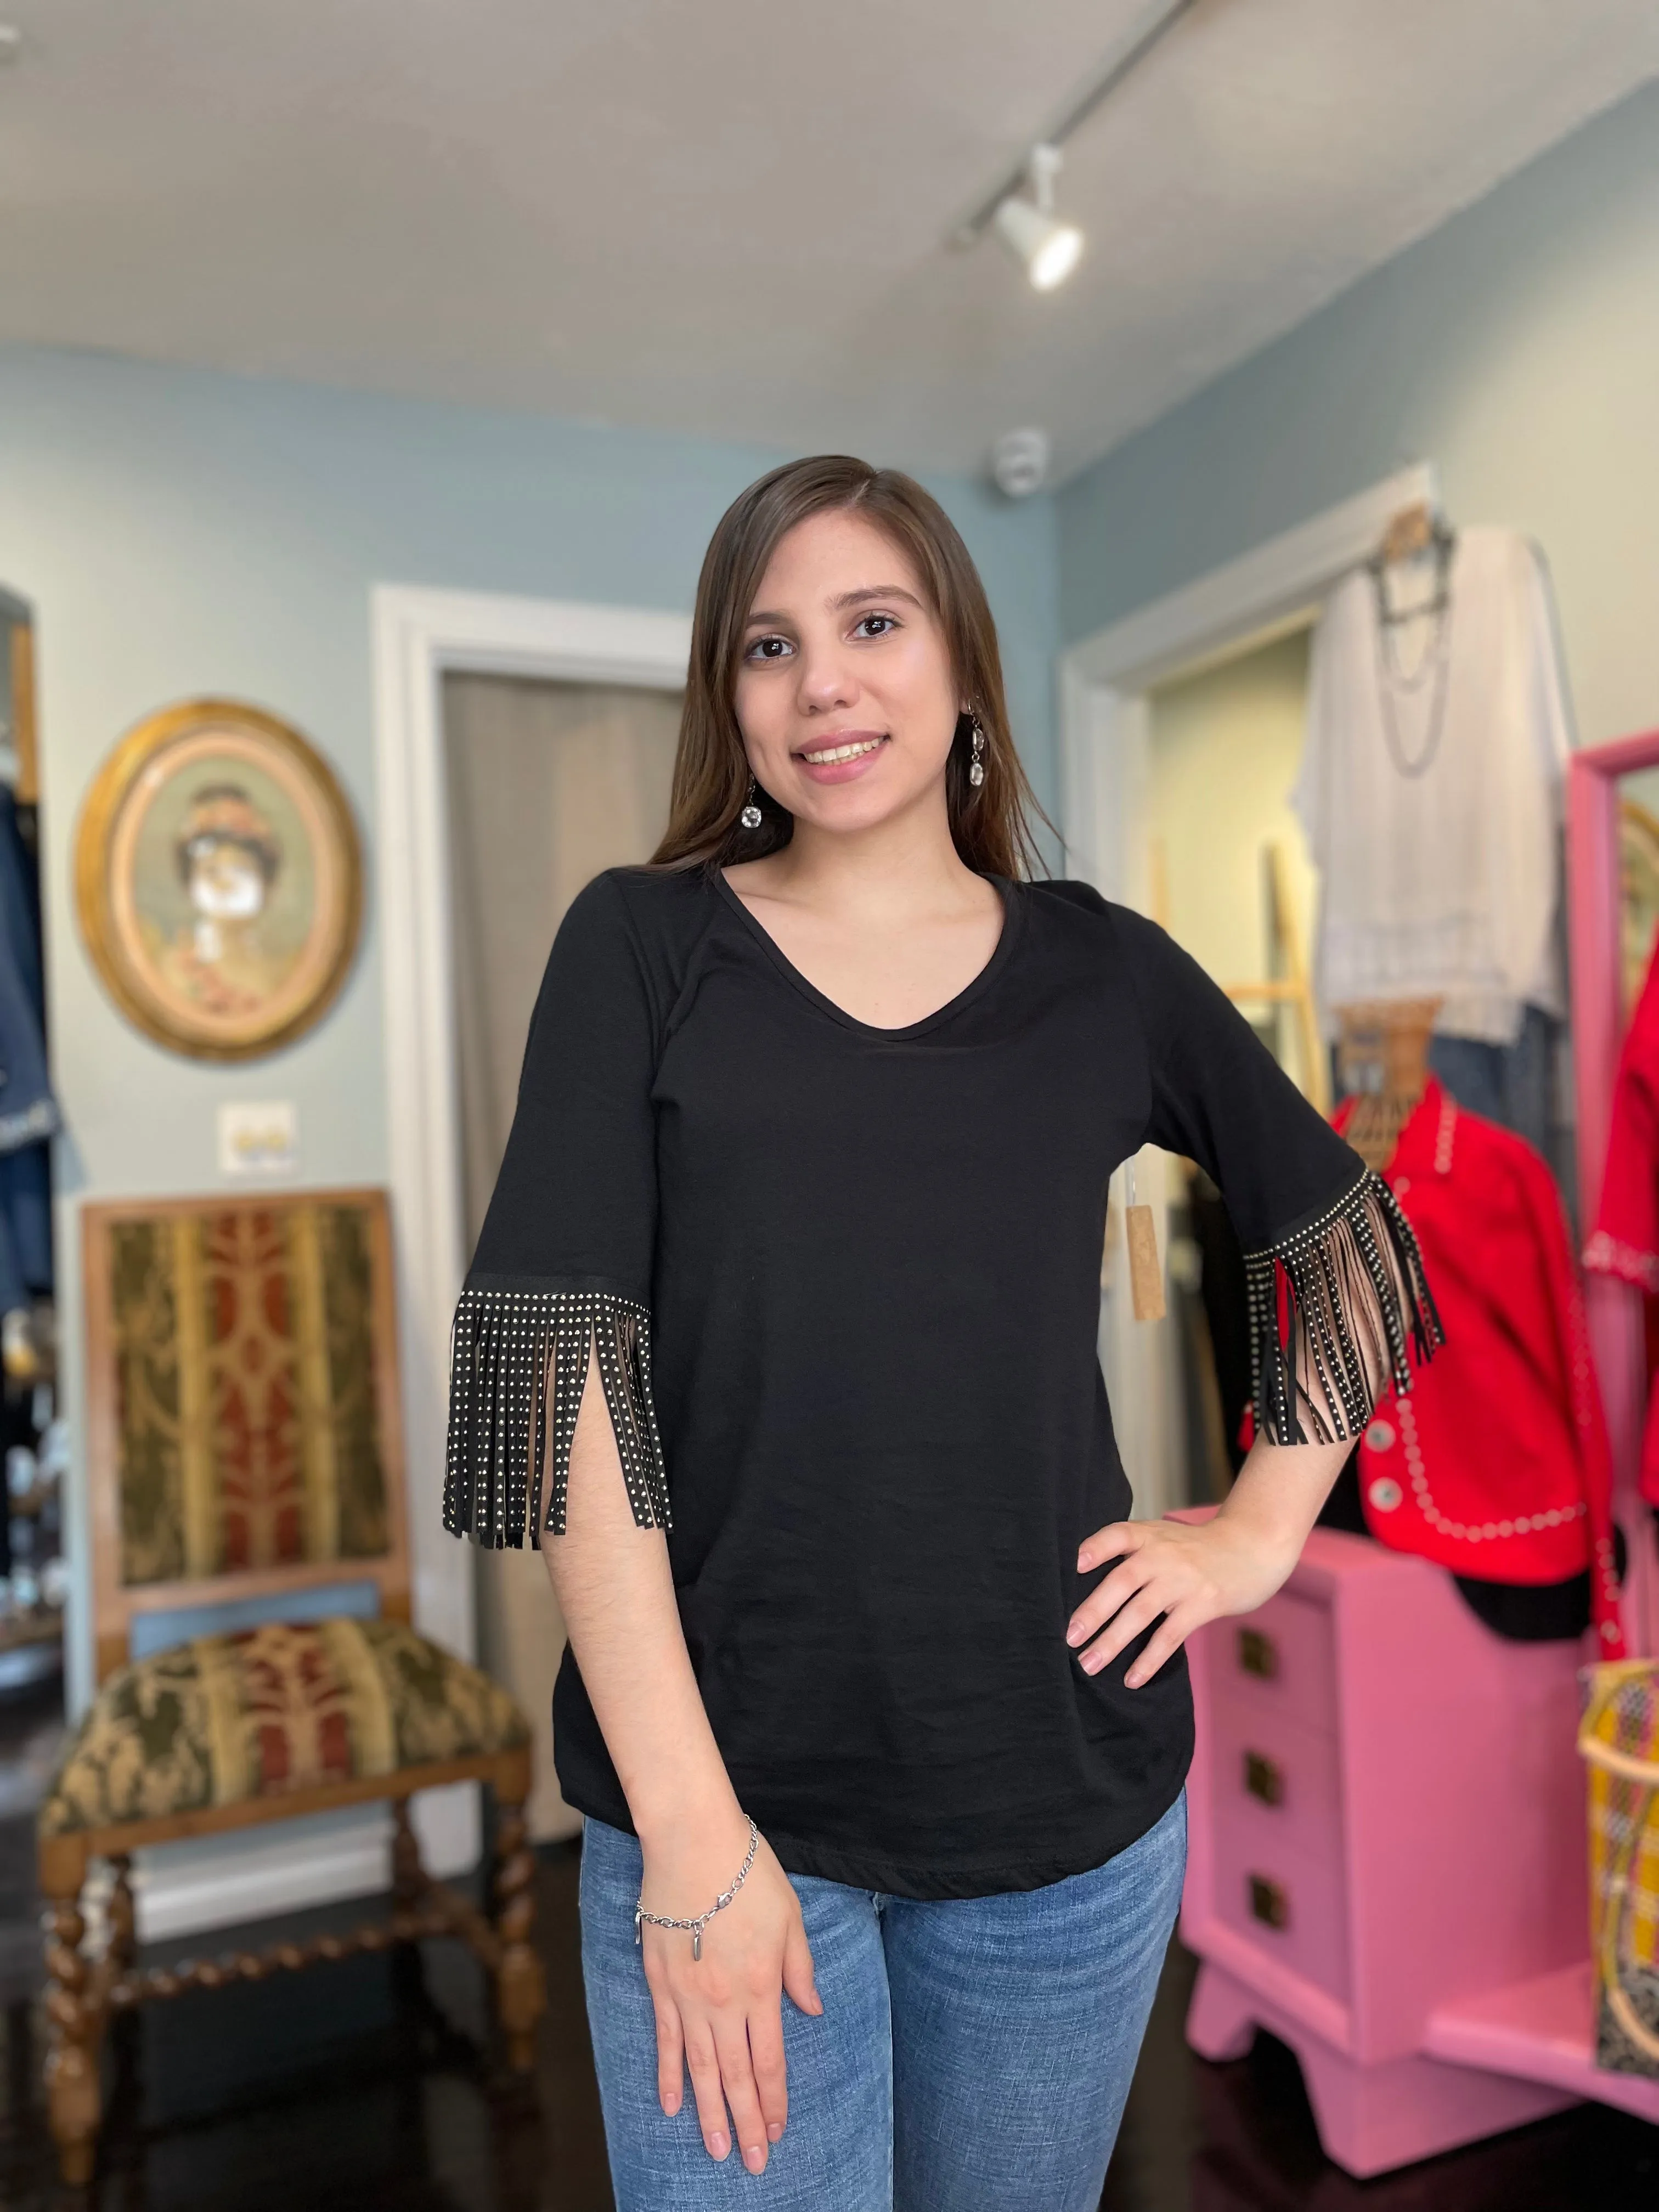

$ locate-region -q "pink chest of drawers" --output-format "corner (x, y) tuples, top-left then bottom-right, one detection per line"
(1180, 1523), (1659, 2174)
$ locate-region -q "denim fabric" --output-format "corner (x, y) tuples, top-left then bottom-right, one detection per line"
(579, 1791), (1186, 2211)
(1428, 1006), (1555, 1158)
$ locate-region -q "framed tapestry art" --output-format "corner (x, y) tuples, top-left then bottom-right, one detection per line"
(76, 699), (362, 1061)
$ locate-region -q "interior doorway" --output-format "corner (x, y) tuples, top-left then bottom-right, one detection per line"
(1059, 465), (1436, 1523)
(1146, 623), (1319, 1093)
(442, 672), (681, 1839)
(1141, 622), (1325, 1512)
(371, 583), (691, 1881)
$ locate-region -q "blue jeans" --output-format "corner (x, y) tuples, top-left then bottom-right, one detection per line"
(579, 1792), (1186, 2211)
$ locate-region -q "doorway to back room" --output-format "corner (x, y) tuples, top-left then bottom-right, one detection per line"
(442, 672), (682, 1846)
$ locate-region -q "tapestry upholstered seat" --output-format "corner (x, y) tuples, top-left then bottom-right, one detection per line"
(39, 1192), (543, 2188)
(41, 1619), (527, 1836)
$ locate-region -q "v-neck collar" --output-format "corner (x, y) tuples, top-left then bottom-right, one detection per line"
(712, 869), (1023, 1041)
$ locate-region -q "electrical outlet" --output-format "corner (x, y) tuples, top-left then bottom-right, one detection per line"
(217, 1102), (299, 1179)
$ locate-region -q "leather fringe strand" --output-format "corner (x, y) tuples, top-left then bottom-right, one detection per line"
(1245, 1170), (1442, 1447)
(444, 1288), (670, 1545)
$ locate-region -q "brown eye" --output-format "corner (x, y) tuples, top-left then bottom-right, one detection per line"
(743, 635), (792, 662)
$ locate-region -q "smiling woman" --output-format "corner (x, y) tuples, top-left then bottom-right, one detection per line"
(651, 455), (1045, 881)
(443, 454), (1438, 2210)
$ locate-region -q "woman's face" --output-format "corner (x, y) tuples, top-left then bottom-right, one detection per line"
(732, 509), (962, 840)
(188, 840), (267, 921)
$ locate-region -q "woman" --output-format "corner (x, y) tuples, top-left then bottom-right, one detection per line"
(157, 785), (288, 1018)
(446, 456), (1437, 2209)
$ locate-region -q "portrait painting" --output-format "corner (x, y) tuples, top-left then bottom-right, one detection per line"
(77, 701), (362, 1061)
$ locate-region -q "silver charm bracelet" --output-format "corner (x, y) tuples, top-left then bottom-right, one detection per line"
(634, 1818), (759, 1962)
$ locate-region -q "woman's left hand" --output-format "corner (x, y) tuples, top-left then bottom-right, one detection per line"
(1068, 1436), (1355, 1688)
(1067, 1515), (1296, 1688)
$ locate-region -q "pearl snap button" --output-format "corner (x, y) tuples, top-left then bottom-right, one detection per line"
(1365, 1418), (1396, 1451)
(1368, 1476), (1403, 1513)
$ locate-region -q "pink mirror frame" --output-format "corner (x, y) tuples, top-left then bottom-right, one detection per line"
(1570, 729), (1659, 1657)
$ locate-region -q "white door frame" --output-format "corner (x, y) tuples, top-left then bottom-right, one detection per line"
(373, 585), (691, 1881)
(1058, 465), (1435, 1520)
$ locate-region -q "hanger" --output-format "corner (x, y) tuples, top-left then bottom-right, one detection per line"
(1378, 500), (1436, 565)
(1368, 501), (1457, 620)
(1334, 998), (1440, 1172)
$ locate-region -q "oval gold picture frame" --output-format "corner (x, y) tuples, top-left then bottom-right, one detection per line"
(76, 699), (363, 1063)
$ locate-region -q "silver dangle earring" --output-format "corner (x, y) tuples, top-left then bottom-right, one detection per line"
(968, 715), (987, 788)
(739, 776), (763, 831)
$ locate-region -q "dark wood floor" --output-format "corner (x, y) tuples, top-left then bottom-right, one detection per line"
(0, 1823), (1653, 2210)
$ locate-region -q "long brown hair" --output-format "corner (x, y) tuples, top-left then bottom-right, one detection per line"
(650, 455), (1049, 879)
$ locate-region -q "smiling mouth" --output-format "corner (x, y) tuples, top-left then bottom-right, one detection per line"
(796, 735), (887, 766)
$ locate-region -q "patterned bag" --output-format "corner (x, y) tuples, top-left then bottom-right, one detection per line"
(1579, 1658), (1659, 2077)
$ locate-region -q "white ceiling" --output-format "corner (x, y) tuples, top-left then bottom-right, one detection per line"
(0, 1), (1655, 482)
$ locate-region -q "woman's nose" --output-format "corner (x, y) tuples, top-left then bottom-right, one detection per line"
(794, 636), (856, 711)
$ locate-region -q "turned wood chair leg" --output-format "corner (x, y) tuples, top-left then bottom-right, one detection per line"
(390, 1798), (425, 1920)
(492, 1792), (545, 2070)
(41, 1870), (103, 2187)
(106, 1855), (137, 1976)
(105, 1852), (143, 2081)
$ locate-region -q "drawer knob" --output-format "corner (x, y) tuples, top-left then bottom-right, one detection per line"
(1248, 1874), (1290, 1931)
(1238, 1627), (1279, 1680)
(1244, 1750), (1284, 1807)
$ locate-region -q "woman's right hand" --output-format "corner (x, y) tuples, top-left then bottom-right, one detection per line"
(637, 1816), (822, 2175)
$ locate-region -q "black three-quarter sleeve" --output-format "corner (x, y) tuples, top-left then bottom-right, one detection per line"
(1114, 905), (1441, 1447)
(444, 874), (670, 1548)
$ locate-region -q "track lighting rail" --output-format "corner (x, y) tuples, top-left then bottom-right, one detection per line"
(953, 0), (1199, 246)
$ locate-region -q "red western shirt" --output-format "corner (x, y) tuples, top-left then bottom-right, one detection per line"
(1335, 1079), (1623, 1653)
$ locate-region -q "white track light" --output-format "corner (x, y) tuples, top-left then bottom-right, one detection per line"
(993, 198), (1085, 290)
(991, 145), (1084, 291)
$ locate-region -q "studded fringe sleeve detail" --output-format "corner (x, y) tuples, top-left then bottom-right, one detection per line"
(1244, 1170), (1443, 1448)
(444, 1288), (670, 1545)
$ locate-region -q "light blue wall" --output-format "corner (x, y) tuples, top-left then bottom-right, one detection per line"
(0, 347), (1056, 1707)
(1058, 78), (1659, 755)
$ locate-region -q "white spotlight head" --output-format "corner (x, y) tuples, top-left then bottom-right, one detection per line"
(990, 428), (1051, 500)
(992, 142), (1084, 291)
(993, 198), (1085, 290)
(995, 196), (1084, 290)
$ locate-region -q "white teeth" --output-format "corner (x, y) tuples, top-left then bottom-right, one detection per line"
(800, 737), (884, 765)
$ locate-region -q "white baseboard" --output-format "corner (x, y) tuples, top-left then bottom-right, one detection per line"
(132, 1816), (391, 1945)
(110, 1781), (484, 1946)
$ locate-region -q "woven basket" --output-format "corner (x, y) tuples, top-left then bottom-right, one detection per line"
(1579, 1658), (1659, 2078)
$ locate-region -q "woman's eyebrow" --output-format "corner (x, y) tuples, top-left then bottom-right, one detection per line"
(831, 585), (923, 612)
(743, 585), (923, 630)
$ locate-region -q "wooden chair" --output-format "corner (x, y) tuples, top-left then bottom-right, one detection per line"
(37, 1190), (543, 2185)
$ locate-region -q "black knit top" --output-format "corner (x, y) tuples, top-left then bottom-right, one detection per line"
(445, 867), (1434, 1898)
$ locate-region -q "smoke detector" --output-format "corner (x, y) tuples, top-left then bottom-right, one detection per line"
(990, 428), (1051, 500)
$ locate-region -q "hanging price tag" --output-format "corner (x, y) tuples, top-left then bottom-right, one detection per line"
(1125, 1160), (1166, 1322)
